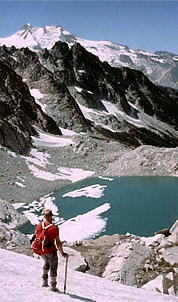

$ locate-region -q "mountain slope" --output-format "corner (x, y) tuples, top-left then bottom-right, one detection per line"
(0, 23), (177, 89)
(1, 248), (178, 302)
(0, 41), (178, 154)
(0, 47), (61, 154)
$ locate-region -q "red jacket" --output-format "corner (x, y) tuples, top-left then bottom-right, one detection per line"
(36, 221), (59, 252)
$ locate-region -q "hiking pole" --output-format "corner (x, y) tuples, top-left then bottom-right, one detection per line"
(64, 257), (68, 294)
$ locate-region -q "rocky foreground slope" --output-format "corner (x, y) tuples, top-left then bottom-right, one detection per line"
(1, 247), (178, 302)
(0, 195), (178, 298)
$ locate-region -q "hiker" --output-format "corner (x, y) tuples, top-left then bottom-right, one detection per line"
(35, 208), (69, 291)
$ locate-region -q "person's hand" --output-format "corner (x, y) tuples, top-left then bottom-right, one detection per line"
(62, 252), (69, 258)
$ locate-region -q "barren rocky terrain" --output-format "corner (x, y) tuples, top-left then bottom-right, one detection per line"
(1, 134), (178, 205)
(0, 34), (178, 298)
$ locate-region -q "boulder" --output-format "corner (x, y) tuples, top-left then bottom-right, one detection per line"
(155, 228), (171, 237)
(0, 198), (27, 227)
(59, 247), (88, 272)
(168, 220), (178, 244)
(140, 234), (165, 248)
(0, 199), (31, 255)
(102, 242), (153, 286)
(142, 272), (178, 296)
(159, 247), (178, 266)
(0, 224), (30, 250)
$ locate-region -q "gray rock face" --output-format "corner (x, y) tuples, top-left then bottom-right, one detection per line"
(1, 42), (178, 155)
(142, 272), (178, 296)
(0, 224), (30, 250)
(104, 145), (178, 177)
(61, 247), (88, 272)
(0, 24), (177, 90)
(102, 241), (153, 285)
(168, 220), (178, 244)
(0, 199), (31, 255)
(0, 198), (27, 227)
(71, 220), (178, 297)
(0, 52), (61, 154)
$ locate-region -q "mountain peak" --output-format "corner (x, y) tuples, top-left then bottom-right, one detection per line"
(22, 23), (33, 29)
(20, 23), (34, 35)
(0, 24), (177, 89)
(0, 24), (77, 51)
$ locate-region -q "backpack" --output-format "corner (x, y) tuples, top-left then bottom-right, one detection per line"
(31, 222), (53, 256)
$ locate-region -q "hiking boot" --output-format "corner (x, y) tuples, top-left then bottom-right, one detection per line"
(50, 282), (58, 292)
(42, 279), (48, 287)
(42, 274), (48, 287)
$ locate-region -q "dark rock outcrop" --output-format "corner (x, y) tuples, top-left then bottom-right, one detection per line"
(0, 59), (61, 154)
(121, 67), (178, 128)
(0, 42), (178, 153)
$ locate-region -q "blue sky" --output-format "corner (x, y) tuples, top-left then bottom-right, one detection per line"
(0, 1), (177, 54)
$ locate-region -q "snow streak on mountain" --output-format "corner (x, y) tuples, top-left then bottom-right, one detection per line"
(0, 23), (178, 89)
(0, 36), (178, 154)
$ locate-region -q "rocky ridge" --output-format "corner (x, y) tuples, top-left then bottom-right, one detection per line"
(0, 23), (178, 90)
(0, 42), (178, 155)
(104, 145), (178, 177)
(0, 47), (61, 154)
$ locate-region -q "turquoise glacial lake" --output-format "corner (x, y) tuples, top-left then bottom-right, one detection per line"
(19, 176), (178, 239)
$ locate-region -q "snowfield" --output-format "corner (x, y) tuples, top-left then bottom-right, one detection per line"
(1, 248), (178, 302)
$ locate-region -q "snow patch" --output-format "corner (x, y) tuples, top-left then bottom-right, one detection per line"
(99, 176), (114, 181)
(57, 167), (95, 183)
(25, 160), (94, 182)
(15, 182), (26, 188)
(30, 88), (47, 112)
(20, 194), (60, 226)
(30, 88), (44, 99)
(24, 212), (39, 225)
(101, 100), (125, 117)
(26, 164), (63, 181)
(7, 151), (17, 158)
(23, 148), (50, 168)
(12, 203), (25, 209)
(32, 132), (74, 147)
(60, 127), (77, 136)
(1, 248), (176, 302)
(78, 70), (86, 74)
(75, 86), (83, 93)
(60, 203), (111, 242)
(63, 184), (106, 198)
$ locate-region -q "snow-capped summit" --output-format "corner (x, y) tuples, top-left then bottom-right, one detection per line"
(0, 23), (178, 89)
(0, 23), (77, 51)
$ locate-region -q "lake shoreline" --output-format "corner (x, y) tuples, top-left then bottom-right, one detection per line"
(1, 140), (178, 207)
(18, 176), (178, 242)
